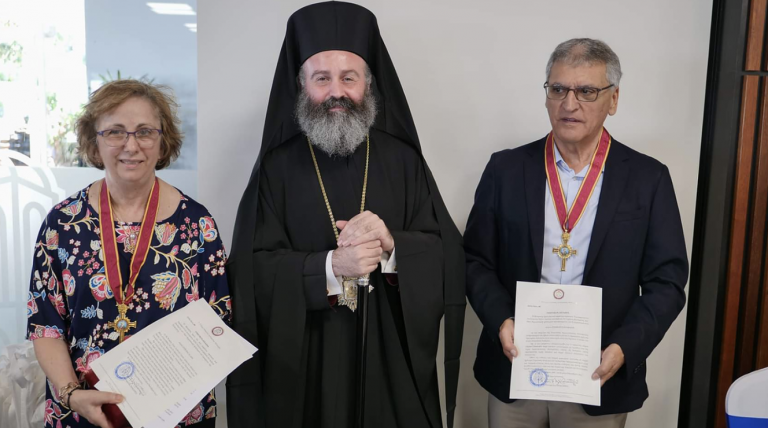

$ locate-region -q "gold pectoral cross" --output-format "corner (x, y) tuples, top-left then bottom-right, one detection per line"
(339, 278), (359, 311)
(553, 232), (577, 272)
(338, 277), (374, 312)
(107, 304), (136, 343)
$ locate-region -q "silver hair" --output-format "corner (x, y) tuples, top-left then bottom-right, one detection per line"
(545, 38), (622, 87)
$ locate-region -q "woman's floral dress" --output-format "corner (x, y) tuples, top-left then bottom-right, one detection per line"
(27, 184), (231, 428)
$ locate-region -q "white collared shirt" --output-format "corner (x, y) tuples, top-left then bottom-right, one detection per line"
(540, 143), (604, 285)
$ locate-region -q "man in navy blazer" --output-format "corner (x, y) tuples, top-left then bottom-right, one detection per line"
(465, 38), (689, 428)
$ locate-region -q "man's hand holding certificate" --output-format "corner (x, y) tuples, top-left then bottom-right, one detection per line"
(509, 281), (603, 406)
(88, 299), (257, 428)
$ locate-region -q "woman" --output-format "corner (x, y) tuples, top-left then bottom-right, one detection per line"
(27, 79), (230, 428)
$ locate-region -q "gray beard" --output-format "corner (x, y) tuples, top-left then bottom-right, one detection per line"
(295, 88), (378, 157)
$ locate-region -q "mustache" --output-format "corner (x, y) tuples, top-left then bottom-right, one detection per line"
(320, 96), (356, 111)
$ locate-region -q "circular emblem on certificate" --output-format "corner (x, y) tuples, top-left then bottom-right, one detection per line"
(212, 327), (224, 336)
(115, 361), (135, 380)
(553, 289), (565, 300)
(530, 368), (548, 387)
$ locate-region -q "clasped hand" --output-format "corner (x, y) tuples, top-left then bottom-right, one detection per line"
(332, 211), (393, 278)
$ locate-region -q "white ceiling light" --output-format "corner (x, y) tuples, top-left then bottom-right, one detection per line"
(185, 23), (197, 33)
(146, 3), (196, 16)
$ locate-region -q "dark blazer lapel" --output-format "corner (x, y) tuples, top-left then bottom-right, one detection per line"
(525, 138), (547, 277)
(583, 140), (631, 280)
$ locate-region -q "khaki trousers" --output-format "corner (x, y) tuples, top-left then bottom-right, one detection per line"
(488, 394), (628, 428)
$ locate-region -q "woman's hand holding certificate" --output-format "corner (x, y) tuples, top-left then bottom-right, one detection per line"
(88, 299), (257, 428)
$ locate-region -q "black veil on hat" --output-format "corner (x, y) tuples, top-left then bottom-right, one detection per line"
(227, 2), (466, 427)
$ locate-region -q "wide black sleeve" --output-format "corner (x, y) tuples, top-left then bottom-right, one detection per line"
(391, 154), (442, 270)
(252, 163), (334, 312)
(608, 165), (689, 379)
(387, 150), (446, 427)
(464, 153), (516, 338)
(227, 163), (334, 428)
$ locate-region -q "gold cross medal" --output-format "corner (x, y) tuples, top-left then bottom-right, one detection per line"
(544, 129), (611, 273)
(98, 178), (161, 343)
(553, 232), (577, 272)
(107, 303), (137, 342)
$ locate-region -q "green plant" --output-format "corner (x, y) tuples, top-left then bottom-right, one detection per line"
(98, 70), (154, 84)
(98, 70), (122, 82)
(0, 41), (22, 65)
(45, 92), (81, 166)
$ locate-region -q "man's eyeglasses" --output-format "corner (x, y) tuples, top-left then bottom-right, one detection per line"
(544, 83), (614, 102)
(96, 128), (163, 148)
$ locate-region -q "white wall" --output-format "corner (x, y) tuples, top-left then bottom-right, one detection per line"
(198, 1), (711, 427)
(50, 168), (197, 199)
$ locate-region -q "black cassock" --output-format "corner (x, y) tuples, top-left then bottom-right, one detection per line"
(252, 130), (442, 428)
(226, 3), (465, 428)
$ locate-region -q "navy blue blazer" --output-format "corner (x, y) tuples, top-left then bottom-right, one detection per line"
(464, 136), (689, 415)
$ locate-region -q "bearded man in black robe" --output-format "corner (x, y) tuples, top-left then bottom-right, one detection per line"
(225, 3), (466, 428)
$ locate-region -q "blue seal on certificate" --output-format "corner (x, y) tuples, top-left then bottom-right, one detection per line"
(115, 361), (135, 380)
(529, 368), (548, 387)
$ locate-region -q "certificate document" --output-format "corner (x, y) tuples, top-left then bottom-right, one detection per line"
(89, 299), (257, 428)
(509, 281), (602, 406)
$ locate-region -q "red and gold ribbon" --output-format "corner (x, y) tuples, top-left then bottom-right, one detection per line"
(545, 128), (611, 234)
(99, 178), (160, 306)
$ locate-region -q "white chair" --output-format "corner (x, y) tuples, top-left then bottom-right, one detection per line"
(0, 149), (65, 428)
(0, 149), (65, 352)
(0, 342), (46, 428)
(726, 366), (768, 427)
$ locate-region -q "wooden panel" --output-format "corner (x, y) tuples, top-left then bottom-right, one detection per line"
(747, 0), (768, 71)
(715, 75), (760, 428)
(759, 241), (768, 368)
(737, 77), (768, 376)
(756, 81), (768, 369)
